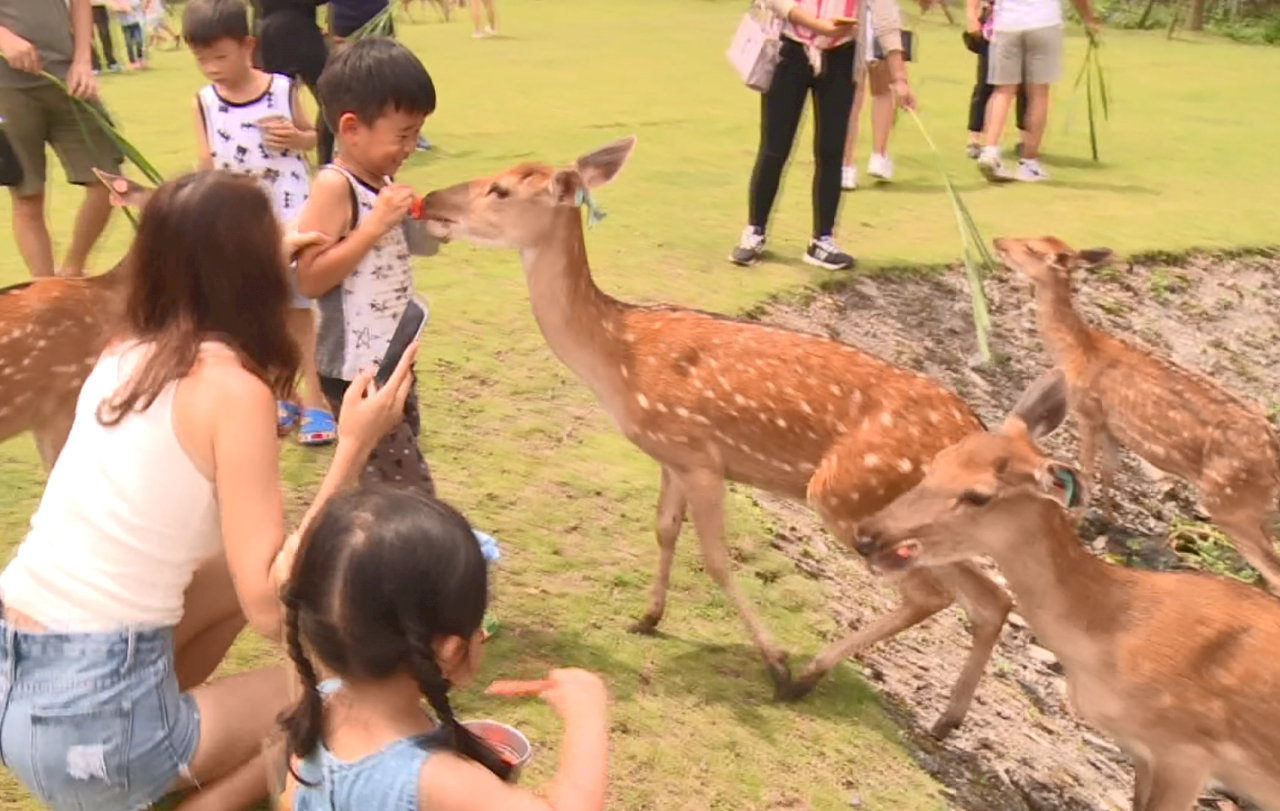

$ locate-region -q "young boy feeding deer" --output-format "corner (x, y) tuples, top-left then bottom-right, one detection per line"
(853, 367), (1280, 811)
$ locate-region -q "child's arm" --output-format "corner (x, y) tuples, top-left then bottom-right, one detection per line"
(287, 80), (318, 152)
(192, 96), (214, 172)
(420, 669), (610, 811)
(294, 171), (414, 298)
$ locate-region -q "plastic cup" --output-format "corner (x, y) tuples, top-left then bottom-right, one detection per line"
(462, 719), (532, 784)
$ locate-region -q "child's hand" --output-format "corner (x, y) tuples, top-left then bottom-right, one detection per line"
(538, 669), (609, 721)
(368, 183), (416, 237)
(262, 118), (309, 152)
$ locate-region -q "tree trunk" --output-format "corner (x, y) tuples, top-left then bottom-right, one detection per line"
(1189, 0), (1207, 30)
(1136, 0), (1160, 28)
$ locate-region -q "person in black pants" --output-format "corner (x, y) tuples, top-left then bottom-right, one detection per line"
(963, 15), (1027, 159)
(256, 0), (332, 159)
(89, 0), (122, 73)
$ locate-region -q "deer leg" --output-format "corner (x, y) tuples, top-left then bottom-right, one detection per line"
(1099, 430), (1120, 521)
(631, 466), (688, 635)
(1133, 754), (1153, 811)
(678, 469), (789, 688)
(779, 565), (954, 702)
(1141, 755), (1208, 811)
(929, 561), (1013, 738)
(33, 405), (76, 473)
(1077, 419), (1108, 522)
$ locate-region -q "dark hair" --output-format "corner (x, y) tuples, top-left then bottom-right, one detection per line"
(316, 37), (436, 131)
(279, 486), (512, 782)
(98, 171), (299, 425)
(182, 0), (251, 47)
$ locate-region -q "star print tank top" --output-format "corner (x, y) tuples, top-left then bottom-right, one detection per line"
(313, 164), (414, 381)
(196, 73), (312, 222)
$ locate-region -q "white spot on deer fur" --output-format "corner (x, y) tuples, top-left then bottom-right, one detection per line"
(806, 430), (819, 440)
(864, 454), (881, 468)
(620, 365), (629, 379)
(655, 402), (668, 413)
(896, 458), (914, 474)
(929, 412), (941, 425)
(799, 462), (815, 473)
(708, 357), (719, 369)
(829, 384), (842, 396)
(879, 412), (893, 427)
(800, 402), (813, 416)
(766, 382), (776, 394)
(637, 393), (650, 409)
(674, 406), (690, 418)
(693, 414), (710, 425)
(734, 394), (746, 406)
(775, 418), (787, 429)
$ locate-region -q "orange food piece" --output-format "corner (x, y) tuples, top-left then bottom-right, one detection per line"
(486, 679), (552, 697)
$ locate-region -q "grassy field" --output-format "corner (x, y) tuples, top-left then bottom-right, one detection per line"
(1, 1), (1278, 808)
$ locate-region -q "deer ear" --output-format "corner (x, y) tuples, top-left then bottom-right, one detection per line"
(1004, 368), (1070, 441)
(574, 135), (637, 190)
(94, 168), (152, 208)
(1075, 247), (1114, 269)
(550, 169), (583, 207)
(1036, 461), (1087, 510)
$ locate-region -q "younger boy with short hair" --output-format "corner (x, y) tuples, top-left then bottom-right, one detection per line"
(184, 0), (338, 445)
(293, 36), (438, 492)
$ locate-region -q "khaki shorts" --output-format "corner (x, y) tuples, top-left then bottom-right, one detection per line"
(0, 83), (123, 198)
(988, 24), (1063, 85)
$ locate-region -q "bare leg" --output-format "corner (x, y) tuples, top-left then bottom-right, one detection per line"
(61, 182), (113, 277)
(174, 555), (248, 690)
(1019, 82), (1051, 160)
(469, 0), (484, 33)
(631, 466), (688, 634)
(981, 85), (1017, 149)
(10, 190), (55, 278)
(285, 308), (328, 413)
(482, 0), (495, 29)
(679, 469), (787, 683)
(868, 63), (895, 158)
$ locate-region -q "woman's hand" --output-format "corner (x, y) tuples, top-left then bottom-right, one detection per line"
(335, 340), (419, 453)
(281, 219), (332, 264)
(892, 77), (917, 110)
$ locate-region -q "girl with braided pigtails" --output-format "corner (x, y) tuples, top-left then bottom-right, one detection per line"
(277, 486), (611, 811)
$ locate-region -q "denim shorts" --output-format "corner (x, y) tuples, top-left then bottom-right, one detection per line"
(0, 619), (201, 811)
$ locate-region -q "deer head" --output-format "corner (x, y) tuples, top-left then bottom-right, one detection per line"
(93, 168), (154, 208)
(853, 369), (1086, 574)
(992, 236), (1114, 287)
(418, 135), (638, 249)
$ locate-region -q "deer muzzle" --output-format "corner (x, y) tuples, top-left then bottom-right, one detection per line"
(854, 527), (921, 575)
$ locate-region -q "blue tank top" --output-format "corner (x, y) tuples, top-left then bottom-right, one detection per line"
(291, 680), (449, 811)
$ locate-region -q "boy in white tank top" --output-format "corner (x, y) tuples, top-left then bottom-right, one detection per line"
(293, 38), (438, 494)
(185, 0), (337, 446)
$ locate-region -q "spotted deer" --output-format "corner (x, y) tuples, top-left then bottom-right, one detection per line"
(0, 171), (150, 468)
(996, 236), (1280, 591)
(417, 136), (1014, 735)
(856, 367), (1280, 811)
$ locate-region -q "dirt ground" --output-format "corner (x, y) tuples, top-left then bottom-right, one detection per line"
(750, 249), (1280, 811)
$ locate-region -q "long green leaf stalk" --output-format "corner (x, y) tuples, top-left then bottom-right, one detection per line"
(348, 3), (397, 40)
(906, 109), (994, 364)
(1071, 31), (1110, 162)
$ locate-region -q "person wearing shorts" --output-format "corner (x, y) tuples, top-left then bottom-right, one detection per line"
(0, 0), (122, 278)
(969, 0), (1097, 182)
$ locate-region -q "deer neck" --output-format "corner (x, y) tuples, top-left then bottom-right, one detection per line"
(1033, 276), (1093, 366)
(985, 501), (1123, 671)
(518, 208), (629, 410)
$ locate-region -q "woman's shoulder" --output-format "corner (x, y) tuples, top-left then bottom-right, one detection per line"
(189, 345), (275, 410)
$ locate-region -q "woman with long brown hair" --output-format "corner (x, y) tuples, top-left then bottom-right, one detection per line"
(0, 171), (418, 811)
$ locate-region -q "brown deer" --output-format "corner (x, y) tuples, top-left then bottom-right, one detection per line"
(416, 135), (1015, 736)
(0, 171), (150, 468)
(995, 235), (1280, 591)
(855, 367), (1280, 811)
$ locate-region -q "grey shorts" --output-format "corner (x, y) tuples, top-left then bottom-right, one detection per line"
(988, 24), (1063, 85)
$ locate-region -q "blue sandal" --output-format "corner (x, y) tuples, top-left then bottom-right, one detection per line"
(298, 407), (337, 446)
(277, 401), (301, 435)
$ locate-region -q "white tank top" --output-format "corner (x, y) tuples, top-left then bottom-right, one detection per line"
(0, 342), (223, 630)
(196, 73), (312, 222)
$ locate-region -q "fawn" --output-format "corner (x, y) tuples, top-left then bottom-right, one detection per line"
(417, 135), (1014, 735)
(0, 171), (149, 469)
(855, 367), (1280, 811)
(995, 235), (1280, 591)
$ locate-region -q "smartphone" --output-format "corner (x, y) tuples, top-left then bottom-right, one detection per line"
(375, 297), (429, 389)
(833, 15), (857, 24)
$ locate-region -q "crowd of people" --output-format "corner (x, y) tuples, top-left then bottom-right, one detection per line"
(0, 0), (1098, 808)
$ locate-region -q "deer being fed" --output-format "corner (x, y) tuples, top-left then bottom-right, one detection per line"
(996, 235), (1280, 591)
(855, 368), (1280, 811)
(417, 136), (1016, 736)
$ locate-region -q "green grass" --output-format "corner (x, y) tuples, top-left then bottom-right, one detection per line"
(1, 1), (1278, 808)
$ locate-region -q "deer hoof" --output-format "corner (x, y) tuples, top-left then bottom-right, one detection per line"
(930, 715), (962, 740)
(774, 668), (823, 703)
(628, 615), (661, 635)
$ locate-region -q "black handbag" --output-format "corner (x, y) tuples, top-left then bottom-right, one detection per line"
(0, 119), (23, 188)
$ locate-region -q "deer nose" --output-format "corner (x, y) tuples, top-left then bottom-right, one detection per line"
(853, 532), (879, 558)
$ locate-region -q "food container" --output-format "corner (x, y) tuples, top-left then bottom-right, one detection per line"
(462, 719), (532, 783)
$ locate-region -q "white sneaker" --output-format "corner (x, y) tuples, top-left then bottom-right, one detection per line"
(867, 153), (893, 182)
(841, 165), (858, 191)
(977, 146), (1013, 182)
(1014, 158), (1050, 182)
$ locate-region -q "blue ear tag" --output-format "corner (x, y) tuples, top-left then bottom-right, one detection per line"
(1052, 467), (1078, 508)
(574, 187), (607, 228)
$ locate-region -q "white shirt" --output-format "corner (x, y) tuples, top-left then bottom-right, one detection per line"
(992, 0), (1062, 31)
(0, 342), (223, 630)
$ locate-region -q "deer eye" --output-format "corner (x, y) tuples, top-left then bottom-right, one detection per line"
(959, 490), (992, 507)
(487, 183), (510, 199)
